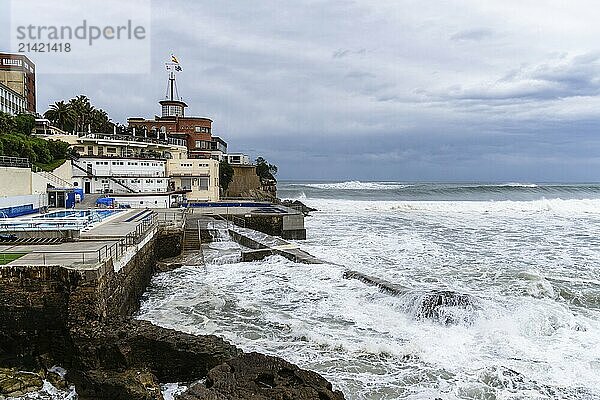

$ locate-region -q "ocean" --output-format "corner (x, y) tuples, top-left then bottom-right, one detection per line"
(137, 181), (600, 399)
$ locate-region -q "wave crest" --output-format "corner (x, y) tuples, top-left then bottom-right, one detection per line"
(303, 181), (411, 190)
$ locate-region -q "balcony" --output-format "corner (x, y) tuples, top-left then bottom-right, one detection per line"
(77, 133), (186, 148)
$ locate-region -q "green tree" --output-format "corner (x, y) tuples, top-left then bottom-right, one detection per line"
(44, 100), (76, 131)
(0, 112), (16, 134)
(255, 157), (278, 182)
(45, 96), (114, 133)
(219, 160), (234, 192)
(14, 113), (36, 135)
(0, 113), (70, 170)
(69, 95), (95, 133)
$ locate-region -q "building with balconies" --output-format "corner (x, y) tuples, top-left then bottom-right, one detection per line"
(0, 82), (27, 115)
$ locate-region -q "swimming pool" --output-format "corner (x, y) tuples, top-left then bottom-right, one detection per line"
(0, 209), (122, 231)
(33, 210), (120, 219)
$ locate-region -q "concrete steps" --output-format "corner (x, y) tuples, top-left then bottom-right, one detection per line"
(183, 229), (201, 251)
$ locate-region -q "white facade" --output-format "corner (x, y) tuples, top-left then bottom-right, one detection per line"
(226, 153), (251, 165)
(167, 158), (220, 201)
(112, 194), (181, 209)
(72, 157), (168, 194)
(0, 83), (26, 115)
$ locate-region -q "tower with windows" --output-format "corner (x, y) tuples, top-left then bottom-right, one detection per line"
(160, 59), (188, 117)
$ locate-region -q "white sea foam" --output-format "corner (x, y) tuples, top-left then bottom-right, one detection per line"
(300, 181), (411, 190)
(138, 195), (600, 399)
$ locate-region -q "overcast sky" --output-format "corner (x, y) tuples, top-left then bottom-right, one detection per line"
(6, 0), (600, 181)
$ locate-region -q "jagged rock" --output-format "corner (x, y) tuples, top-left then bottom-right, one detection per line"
(176, 352), (345, 400)
(410, 290), (476, 325)
(280, 200), (318, 216)
(46, 370), (68, 390)
(0, 368), (44, 397)
(72, 368), (163, 400)
(69, 319), (241, 383)
(343, 271), (476, 325)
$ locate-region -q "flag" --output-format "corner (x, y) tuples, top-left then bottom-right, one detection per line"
(171, 54), (179, 64)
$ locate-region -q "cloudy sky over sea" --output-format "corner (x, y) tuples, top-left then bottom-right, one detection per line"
(3, 0), (600, 181)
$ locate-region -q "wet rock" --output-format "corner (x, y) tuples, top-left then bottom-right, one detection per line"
(73, 368), (163, 400)
(281, 200), (318, 216)
(46, 370), (68, 390)
(177, 352), (345, 400)
(0, 368), (44, 397)
(410, 291), (476, 325)
(343, 271), (476, 325)
(69, 319), (241, 383)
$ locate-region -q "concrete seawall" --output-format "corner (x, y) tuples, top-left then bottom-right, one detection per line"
(0, 210), (346, 399)
(0, 226), (165, 366)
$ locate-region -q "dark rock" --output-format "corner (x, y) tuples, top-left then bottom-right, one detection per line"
(343, 271), (476, 325)
(281, 200), (318, 216)
(408, 291), (476, 325)
(46, 370), (68, 390)
(69, 319), (241, 382)
(72, 368), (163, 400)
(177, 352), (345, 400)
(0, 367), (44, 397)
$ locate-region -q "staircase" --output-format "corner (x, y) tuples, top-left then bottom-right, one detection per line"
(183, 227), (200, 251)
(34, 169), (73, 188)
(70, 158), (137, 193)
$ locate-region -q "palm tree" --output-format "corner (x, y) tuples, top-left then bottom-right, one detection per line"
(44, 101), (75, 131)
(90, 108), (113, 133)
(69, 95), (95, 133)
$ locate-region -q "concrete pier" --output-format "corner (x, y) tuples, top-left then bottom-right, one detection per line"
(187, 203), (307, 239)
(228, 225), (324, 264)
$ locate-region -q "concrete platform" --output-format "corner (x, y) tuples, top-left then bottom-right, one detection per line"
(0, 209), (159, 268)
(0, 240), (118, 268)
(229, 226), (323, 264)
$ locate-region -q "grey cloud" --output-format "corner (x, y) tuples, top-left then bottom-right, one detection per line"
(450, 28), (494, 41)
(33, 1), (600, 181)
(442, 53), (600, 102)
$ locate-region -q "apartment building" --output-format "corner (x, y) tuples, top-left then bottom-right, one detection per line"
(0, 83), (27, 115)
(0, 53), (36, 113)
(167, 158), (219, 201)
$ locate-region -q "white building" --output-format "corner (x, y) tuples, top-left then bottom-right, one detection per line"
(72, 157), (168, 194)
(0, 82), (26, 115)
(37, 130), (222, 203)
(225, 153), (251, 165)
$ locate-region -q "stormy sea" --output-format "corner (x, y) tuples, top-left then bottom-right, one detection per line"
(136, 182), (600, 399)
(29, 181), (600, 400)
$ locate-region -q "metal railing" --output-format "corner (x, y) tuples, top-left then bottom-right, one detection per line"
(156, 210), (186, 228)
(78, 132), (186, 148)
(0, 156), (30, 168)
(1, 212), (158, 266)
(34, 169), (74, 188)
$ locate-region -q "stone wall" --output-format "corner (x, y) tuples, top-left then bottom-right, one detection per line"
(225, 165), (261, 198)
(0, 230), (164, 366)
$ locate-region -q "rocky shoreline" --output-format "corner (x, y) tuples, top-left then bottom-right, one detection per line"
(0, 221), (344, 400)
(2, 318), (344, 399)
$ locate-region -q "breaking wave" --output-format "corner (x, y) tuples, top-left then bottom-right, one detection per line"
(300, 181), (411, 190)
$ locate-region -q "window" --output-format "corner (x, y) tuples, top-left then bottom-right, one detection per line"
(199, 177), (209, 190)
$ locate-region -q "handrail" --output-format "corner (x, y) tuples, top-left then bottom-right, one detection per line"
(35, 169), (73, 188)
(0, 212), (159, 266)
(0, 156), (30, 168)
(70, 157), (137, 193)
